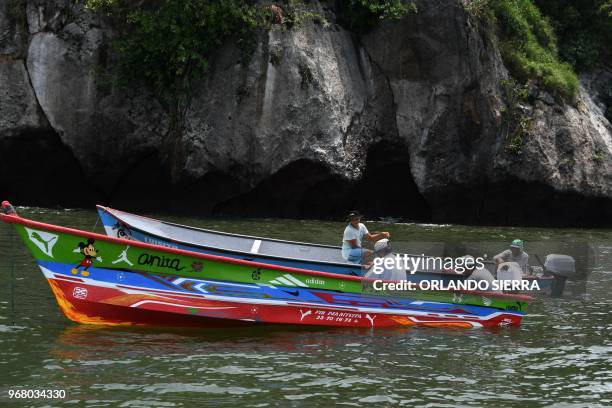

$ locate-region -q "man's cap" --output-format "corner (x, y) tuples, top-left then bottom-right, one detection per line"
(1, 201), (10, 208)
(510, 239), (524, 249)
(346, 210), (363, 220)
(374, 238), (391, 253)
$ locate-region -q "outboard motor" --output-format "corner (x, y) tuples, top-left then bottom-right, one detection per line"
(544, 254), (576, 297)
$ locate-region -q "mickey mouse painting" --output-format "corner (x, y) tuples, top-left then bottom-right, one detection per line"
(72, 238), (102, 276)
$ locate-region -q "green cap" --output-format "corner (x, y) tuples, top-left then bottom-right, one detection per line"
(510, 239), (524, 249)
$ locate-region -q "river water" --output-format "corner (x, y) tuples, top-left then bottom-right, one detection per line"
(0, 208), (610, 407)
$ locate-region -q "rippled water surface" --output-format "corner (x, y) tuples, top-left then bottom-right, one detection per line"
(0, 208), (610, 407)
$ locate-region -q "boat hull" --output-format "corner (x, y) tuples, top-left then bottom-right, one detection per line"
(97, 206), (556, 294)
(46, 278), (252, 328)
(40, 263), (524, 329)
(97, 206), (361, 275)
(1, 212), (530, 329)
(5, 213), (531, 312)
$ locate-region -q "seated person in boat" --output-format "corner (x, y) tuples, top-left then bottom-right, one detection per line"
(365, 238), (407, 281)
(341, 211), (390, 264)
(494, 239), (531, 275)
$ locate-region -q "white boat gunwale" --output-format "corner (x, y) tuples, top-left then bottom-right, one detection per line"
(97, 206), (490, 276)
(98, 205), (363, 269)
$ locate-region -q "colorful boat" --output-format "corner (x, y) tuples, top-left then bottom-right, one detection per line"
(1, 210), (531, 329)
(96, 206), (571, 295)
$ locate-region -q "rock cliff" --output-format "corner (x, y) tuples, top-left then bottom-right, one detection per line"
(1, 0), (610, 226)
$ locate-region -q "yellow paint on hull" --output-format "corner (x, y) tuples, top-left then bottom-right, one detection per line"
(391, 315), (475, 328)
(47, 279), (135, 327)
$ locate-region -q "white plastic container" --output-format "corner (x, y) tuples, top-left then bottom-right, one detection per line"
(496, 262), (523, 281)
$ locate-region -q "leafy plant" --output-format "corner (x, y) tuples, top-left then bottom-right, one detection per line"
(592, 150), (604, 162)
(500, 78), (532, 154)
(534, 0), (612, 72)
(338, 0), (417, 31)
(462, 0), (493, 20)
(505, 116), (533, 154)
(490, 0), (579, 101)
(86, 0), (262, 179)
(283, 1), (326, 29)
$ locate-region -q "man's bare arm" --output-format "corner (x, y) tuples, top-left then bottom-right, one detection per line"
(364, 232), (390, 242)
(493, 252), (506, 264)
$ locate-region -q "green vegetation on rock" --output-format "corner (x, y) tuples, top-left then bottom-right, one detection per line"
(533, 0), (612, 119)
(500, 78), (532, 154)
(467, 0), (612, 101)
(86, 0), (258, 110)
(86, 0), (261, 179)
(534, 0), (612, 72)
(338, 0), (417, 31)
(489, 0), (579, 100)
(84, 0), (419, 179)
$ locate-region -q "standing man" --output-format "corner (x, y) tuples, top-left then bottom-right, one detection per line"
(341, 211), (390, 264)
(494, 239), (531, 275)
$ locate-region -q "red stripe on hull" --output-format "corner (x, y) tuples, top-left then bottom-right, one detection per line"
(46, 279), (250, 328)
(46, 278), (523, 329)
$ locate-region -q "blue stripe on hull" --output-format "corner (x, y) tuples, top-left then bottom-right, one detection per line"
(38, 260), (517, 317)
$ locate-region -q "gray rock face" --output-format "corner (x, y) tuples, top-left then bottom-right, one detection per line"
(362, 1), (506, 197)
(0, 58), (48, 135)
(0, 0), (44, 135)
(0, 0), (27, 56)
(360, 0), (612, 224)
(23, 0), (168, 192)
(515, 86), (612, 196)
(184, 22), (395, 185)
(0, 0), (610, 225)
